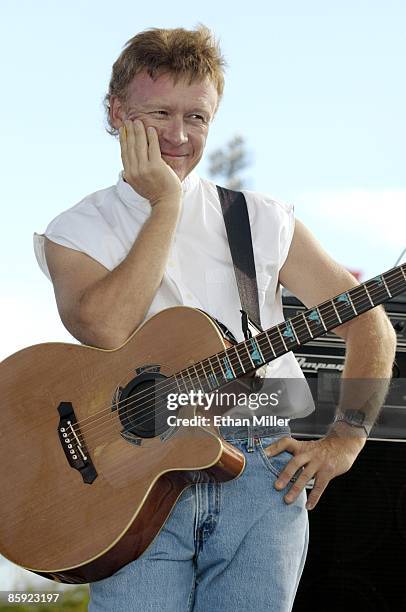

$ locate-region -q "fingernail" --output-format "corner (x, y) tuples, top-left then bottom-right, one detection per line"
(285, 495), (293, 503)
(306, 502), (312, 510)
(275, 480), (284, 489)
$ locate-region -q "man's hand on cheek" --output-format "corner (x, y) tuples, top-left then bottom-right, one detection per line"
(264, 433), (365, 510)
(119, 119), (182, 207)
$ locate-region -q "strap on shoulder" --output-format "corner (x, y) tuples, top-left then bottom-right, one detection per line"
(216, 185), (263, 337)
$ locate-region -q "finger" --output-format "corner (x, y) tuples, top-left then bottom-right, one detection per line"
(146, 126), (162, 163)
(263, 436), (299, 457)
(123, 120), (138, 172)
(274, 453), (311, 490)
(305, 476), (329, 510)
(119, 125), (130, 178)
(283, 464), (317, 503)
(132, 119), (148, 163)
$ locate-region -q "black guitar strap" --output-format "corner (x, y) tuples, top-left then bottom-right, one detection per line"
(216, 185), (263, 339)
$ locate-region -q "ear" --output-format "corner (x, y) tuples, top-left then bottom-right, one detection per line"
(109, 95), (126, 129)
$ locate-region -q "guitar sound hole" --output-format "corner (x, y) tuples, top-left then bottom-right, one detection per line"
(117, 372), (169, 438)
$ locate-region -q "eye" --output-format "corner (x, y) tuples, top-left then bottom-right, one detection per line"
(190, 114), (206, 122)
(150, 110), (168, 117)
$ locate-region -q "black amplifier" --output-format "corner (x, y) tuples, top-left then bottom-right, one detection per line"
(285, 292), (406, 611)
(283, 291), (406, 440)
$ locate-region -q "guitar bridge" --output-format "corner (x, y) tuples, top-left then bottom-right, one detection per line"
(57, 402), (97, 484)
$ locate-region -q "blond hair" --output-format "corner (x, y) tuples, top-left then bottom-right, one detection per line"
(104, 24), (226, 136)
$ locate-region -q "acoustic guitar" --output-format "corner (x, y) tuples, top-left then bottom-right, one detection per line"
(0, 264), (404, 583)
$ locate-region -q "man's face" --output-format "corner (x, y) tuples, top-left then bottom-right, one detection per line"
(111, 71), (219, 181)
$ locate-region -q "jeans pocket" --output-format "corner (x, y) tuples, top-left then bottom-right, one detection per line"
(257, 435), (298, 480)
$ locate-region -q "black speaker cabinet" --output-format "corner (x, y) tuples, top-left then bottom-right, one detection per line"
(283, 292), (406, 611)
(292, 439), (406, 612)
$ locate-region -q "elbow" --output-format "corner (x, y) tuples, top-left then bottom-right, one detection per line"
(66, 300), (133, 350)
(345, 308), (397, 352)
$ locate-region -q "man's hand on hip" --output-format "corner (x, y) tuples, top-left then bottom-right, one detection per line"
(264, 432), (366, 510)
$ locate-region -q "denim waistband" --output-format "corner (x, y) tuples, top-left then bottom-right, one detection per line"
(220, 424), (291, 441)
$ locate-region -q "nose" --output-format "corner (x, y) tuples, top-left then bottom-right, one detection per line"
(161, 116), (188, 147)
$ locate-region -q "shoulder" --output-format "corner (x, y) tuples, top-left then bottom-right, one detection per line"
(34, 181), (127, 279)
(200, 178), (294, 224)
(46, 184), (117, 234)
(241, 188), (294, 225)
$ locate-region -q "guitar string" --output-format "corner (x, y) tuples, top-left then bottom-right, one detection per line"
(71, 271), (405, 444)
(72, 274), (405, 450)
(69, 274), (405, 448)
(72, 268), (403, 436)
(71, 267), (404, 437)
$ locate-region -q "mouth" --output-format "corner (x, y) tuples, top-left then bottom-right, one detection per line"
(161, 153), (188, 159)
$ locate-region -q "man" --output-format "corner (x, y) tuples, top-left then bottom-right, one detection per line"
(34, 25), (396, 611)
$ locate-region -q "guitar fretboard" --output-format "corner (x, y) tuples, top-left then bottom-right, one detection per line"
(173, 263), (406, 396)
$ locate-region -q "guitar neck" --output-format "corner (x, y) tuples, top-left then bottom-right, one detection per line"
(175, 263), (406, 394)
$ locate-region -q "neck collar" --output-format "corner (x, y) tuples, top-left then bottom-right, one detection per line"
(116, 170), (200, 209)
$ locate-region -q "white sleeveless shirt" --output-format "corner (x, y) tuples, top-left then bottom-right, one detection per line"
(34, 171), (315, 419)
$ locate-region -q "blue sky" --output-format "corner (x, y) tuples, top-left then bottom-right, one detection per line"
(1, 1), (406, 361)
(0, 0), (405, 590)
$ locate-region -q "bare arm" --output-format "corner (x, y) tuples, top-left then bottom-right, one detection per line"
(279, 219), (396, 385)
(264, 219), (397, 509)
(45, 120), (183, 349)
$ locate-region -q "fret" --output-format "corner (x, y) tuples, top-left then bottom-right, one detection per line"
(351, 285), (377, 315)
(199, 360), (213, 391)
(174, 375), (183, 394)
(193, 363), (209, 394)
(193, 367), (203, 390)
(364, 276), (388, 304)
(319, 300), (341, 331)
(185, 367), (195, 389)
(382, 276), (392, 298)
(235, 344), (251, 371)
(264, 330), (277, 356)
(207, 358), (220, 389)
(281, 321), (297, 347)
(222, 354), (236, 380)
(268, 327), (287, 355)
(178, 370), (189, 393)
(249, 336), (265, 364)
(317, 307), (327, 331)
(331, 300), (342, 324)
(386, 267), (406, 296)
(245, 337), (264, 367)
(335, 292), (356, 322)
(363, 285), (375, 308)
(256, 333), (273, 362)
(289, 313), (311, 343)
(290, 319), (301, 344)
(305, 307), (327, 336)
(277, 325), (288, 351)
(242, 342), (255, 368)
(347, 293), (358, 316)
(301, 312), (313, 338)
(198, 362), (209, 389)
(230, 346), (245, 375)
(215, 355), (227, 381)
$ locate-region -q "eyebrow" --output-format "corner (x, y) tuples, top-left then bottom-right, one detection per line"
(128, 103), (211, 116)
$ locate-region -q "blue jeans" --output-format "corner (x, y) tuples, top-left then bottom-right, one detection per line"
(89, 426), (309, 612)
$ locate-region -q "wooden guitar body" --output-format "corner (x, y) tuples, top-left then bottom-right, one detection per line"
(1, 262), (404, 583)
(0, 307), (245, 583)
